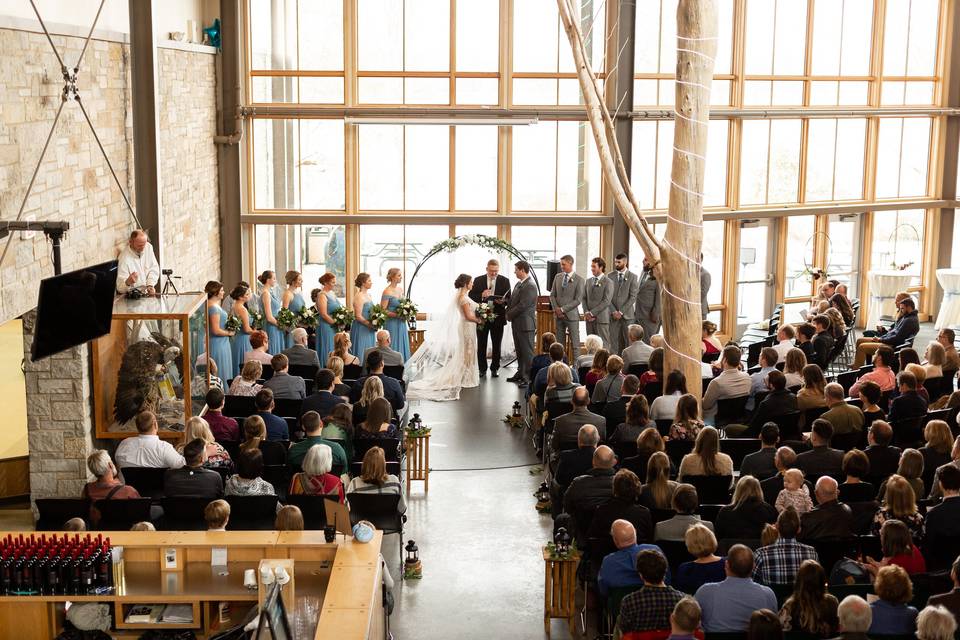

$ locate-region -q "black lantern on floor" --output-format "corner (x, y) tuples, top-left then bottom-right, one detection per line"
(535, 482), (550, 504)
(404, 540), (422, 579)
(512, 401), (522, 418)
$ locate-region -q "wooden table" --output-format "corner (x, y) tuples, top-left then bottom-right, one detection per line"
(543, 547), (580, 636)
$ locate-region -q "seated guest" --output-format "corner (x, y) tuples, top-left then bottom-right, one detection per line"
(617, 549), (685, 634)
(275, 505), (305, 531)
(776, 468), (814, 515)
(702, 346), (752, 423)
(575, 333), (600, 370)
(821, 384), (865, 436)
(854, 296), (919, 368)
(800, 477), (854, 542)
(749, 347), (780, 411)
(243, 330), (273, 365)
(362, 329), (404, 368)
(531, 333), (558, 384)
(778, 560), (839, 636)
(838, 448), (876, 503)
(849, 347), (896, 396)
(917, 605), (957, 640)
(655, 484), (714, 541)
(602, 374), (640, 429)
(938, 328), (960, 371)
(878, 448), (925, 502)
(753, 507), (819, 586)
(115, 411), (186, 469)
(865, 519), (926, 576)
(228, 360), (263, 397)
(676, 524), (726, 594)
(325, 355), (352, 398)
(678, 426), (733, 480)
(301, 368), (346, 419)
(925, 466), (960, 570)
(748, 609), (783, 640)
(796, 324), (817, 364)
(64, 518), (86, 532)
(924, 341), (946, 381)
(929, 435), (960, 500)
(608, 385), (649, 444)
(748, 370), (798, 435)
(163, 439), (224, 499)
(774, 325), (797, 363)
(321, 403), (355, 461)
(669, 394), (705, 442)
(783, 347), (806, 389)
(668, 597), (703, 640)
(588, 469), (653, 544)
(597, 519), (667, 597)
(797, 364), (828, 412)
(350, 351), (405, 412)
(288, 411), (348, 470)
(346, 446), (406, 514)
(254, 388), (289, 441)
(834, 595), (873, 640)
(544, 360), (578, 407)
(585, 349), (610, 387)
(130, 522), (155, 531)
(204, 388), (240, 441)
(263, 353), (306, 400)
(288, 444), (344, 502)
(204, 499), (230, 531)
(356, 397), (400, 440)
(761, 446), (813, 506)
(858, 380), (886, 426)
(639, 347), (665, 386)
(622, 426), (669, 481)
(224, 448), (275, 496)
(872, 474), (925, 541)
(928, 555), (960, 621)
(282, 327), (321, 368)
(920, 420), (954, 490)
(176, 417), (232, 470)
(811, 315), (835, 370)
(868, 565), (918, 635)
(695, 545), (778, 632)
(797, 419), (844, 478)
(554, 425), (600, 492)
(553, 386), (607, 449)
(640, 450), (680, 511)
(865, 421), (902, 485)
(702, 321), (723, 358)
(562, 446), (617, 543)
(352, 375), (384, 426)
(593, 355), (625, 404)
(532, 342), (577, 403)
(650, 370), (688, 421)
(716, 475), (778, 541)
(82, 450), (140, 525)
(888, 371), (928, 423)
(623, 324), (654, 367)
(740, 423), (780, 481)
(331, 331), (360, 367)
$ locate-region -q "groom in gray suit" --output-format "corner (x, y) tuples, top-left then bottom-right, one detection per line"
(505, 260), (538, 386)
(583, 257), (614, 348)
(549, 255), (584, 360)
(610, 253), (640, 354)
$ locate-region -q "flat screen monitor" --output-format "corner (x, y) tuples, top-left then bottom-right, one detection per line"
(31, 260), (118, 361)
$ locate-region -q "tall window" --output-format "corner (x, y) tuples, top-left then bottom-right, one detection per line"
(512, 121), (601, 212)
(875, 118), (932, 199)
(871, 209), (925, 287)
(510, 226), (601, 286)
(881, 0), (941, 106)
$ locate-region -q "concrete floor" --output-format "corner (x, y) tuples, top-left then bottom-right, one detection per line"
(389, 364), (580, 640)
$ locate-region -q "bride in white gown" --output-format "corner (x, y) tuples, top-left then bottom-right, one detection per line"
(404, 274), (481, 401)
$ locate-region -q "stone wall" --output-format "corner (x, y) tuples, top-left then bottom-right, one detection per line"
(158, 47), (221, 290)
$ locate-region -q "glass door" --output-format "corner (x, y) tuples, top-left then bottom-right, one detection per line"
(736, 219), (777, 336)
(827, 213), (863, 299)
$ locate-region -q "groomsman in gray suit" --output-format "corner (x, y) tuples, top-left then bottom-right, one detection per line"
(700, 254), (712, 320)
(549, 255), (585, 360)
(505, 260), (538, 387)
(610, 253), (640, 354)
(583, 257), (614, 348)
(635, 256), (661, 344)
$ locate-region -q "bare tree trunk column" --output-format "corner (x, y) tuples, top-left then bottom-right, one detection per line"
(661, 0), (718, 396)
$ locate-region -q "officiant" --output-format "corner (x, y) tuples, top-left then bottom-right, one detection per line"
(469, 259), (511, 378)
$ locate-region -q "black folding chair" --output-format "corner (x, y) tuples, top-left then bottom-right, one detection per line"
(222, 395), (256, 420)
(354, 438), (402, 463)
(285, 494), (339, 530)
(684, 475), (733, 504)
(273, 398), (303, 419)
(715, 396), (749, 428)
(771, 411), (803, 441)
(95, 498), (153, 530)
(159, 497), (211, 530)
(626, 363), (649, 378)
(343, 363), (363, 379)
(346, 493), (407, 563)
(261, 363), (274, 380)
(225, 495), (280, 530)
(262, 464), (291, 497)
(288, 364), (319, 381)
(382, 365), (404, 381)
(836, 370), (859, 396)
(643, 381), (662, 404)
(721, 438), (761, 470)
(350, 461), (401, 478)
(891, 415), (925, 448)
(655, 539), (694, 575)
(120, 467), (167, 499)
(666, 439), (694, 471)
(802, 406), (829, 431)
(610, 440), (637, 461)
(35, 498), (89, 531)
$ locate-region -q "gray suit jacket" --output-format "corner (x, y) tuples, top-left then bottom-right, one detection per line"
(622, 341), (654, 366)
(611, 270), (640, 320)
(549, 272), (584, 321)
(583, 275), (614, 322)
(362, 345), (404, 367)
(281, 344), (321, 369)
(264, 371), (306, 399)
(635, 271), (661, 324)
(506, 277), (538, 331)
(553, 407), (608, 445)
(700, 267), (712, 319)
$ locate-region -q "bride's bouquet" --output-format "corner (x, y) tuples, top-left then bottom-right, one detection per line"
(331, 306), (354, 331)
(276, 307), (298, 331)
(298, 306), (318, 328)
(249, 310), (265, 330)
(368, 304), (389, 330)
(225, 315), (242, 332)
(476, 302), (496, 326)
(394, 298), (418, 322)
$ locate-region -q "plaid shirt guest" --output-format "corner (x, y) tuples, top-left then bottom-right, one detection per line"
(752, 537), (819, 585)
(618, 584), (685, 633)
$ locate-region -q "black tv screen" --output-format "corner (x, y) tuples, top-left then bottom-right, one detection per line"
(31, 260), (118, 361)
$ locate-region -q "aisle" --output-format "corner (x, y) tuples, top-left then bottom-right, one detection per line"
(389, 370), (578, 639)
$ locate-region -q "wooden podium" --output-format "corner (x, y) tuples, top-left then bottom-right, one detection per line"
(536, 296), (574, 362)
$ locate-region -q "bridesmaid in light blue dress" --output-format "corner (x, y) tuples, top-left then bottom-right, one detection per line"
(316, 272), (340, 366)
(282, 271), (306, 349)
(229, 282), (254, 379)
(258, 270), (285, 356)
(381, 267), (411, 362)
(350, 272), (377, 363)
(205, 280), (235, 383)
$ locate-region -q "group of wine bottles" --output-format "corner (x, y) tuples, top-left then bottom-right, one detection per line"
(0, 533), (114, 596)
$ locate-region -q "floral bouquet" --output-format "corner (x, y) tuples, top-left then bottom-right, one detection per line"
(476, 302), (496, 326)
(224, 315), (242, 332)
(249, 310), (264, 330)
(276, 307), (298, 331)
(368, 304), (389, 330)
(331, 306), (355, 331)
(394, 298), (418, 322)
(298, 306), (318, 328)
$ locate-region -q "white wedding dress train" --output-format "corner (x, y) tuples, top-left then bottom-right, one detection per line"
(404, 292), (479, 401)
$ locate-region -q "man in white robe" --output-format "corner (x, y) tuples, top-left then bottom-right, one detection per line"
(116, 229), (160, 294)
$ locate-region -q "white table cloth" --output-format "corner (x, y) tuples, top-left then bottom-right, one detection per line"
(866, 271), (913, 330)
(935, 268), (960, 329)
